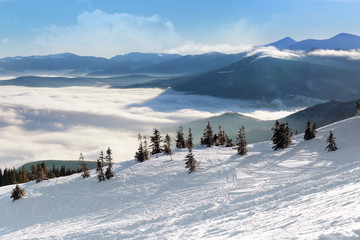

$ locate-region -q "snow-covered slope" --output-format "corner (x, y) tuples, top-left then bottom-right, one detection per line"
(1, 117), (360, 239)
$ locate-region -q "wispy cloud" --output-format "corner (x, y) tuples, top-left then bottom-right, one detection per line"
(308, 49), (360, 60)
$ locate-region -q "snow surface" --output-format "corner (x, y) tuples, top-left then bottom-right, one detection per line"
(1, 117), (360, 239)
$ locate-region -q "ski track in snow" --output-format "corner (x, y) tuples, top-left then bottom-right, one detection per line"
(1, 117), (360, 239)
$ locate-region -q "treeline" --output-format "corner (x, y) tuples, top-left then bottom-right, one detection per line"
(0, 162), (81, 187)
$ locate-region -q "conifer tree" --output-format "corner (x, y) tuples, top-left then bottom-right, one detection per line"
(186, 128), (194, 149)
(163, 134), (172, 155)
(11, 185), (25, 201)
(201, 121), (214, 147)
(96, 151), (105, 182)
(175, 125), (186, 148)
(295, 129), (299, 135)
(150, 128), (162, 155)
(236, 126), (248, 155)
(79, 153), (90, 178)
(29, 164), (36, 181)
(325, 130), (338, 152)
(105, 147), (114, 180)
(135, 134), (146, 162)
(143, 136), (150, 160)
(356, 101), (360, 115)
(217, 125), (225, 146)
(304, 119), (316, 140)
(35, 163), (47, 183)
(271, 121), (292, 150)
(224, 133), (235, 147)
(184, 148), (198, 174)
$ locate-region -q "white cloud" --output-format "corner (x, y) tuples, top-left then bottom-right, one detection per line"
(245, 46), (305, 60)
(0, 86), (298, 168)
(308, 49), (360, 60)
(30, 10), (183, 58)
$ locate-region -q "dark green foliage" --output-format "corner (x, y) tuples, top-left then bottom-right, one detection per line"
(175, 125), (186, 148)
(201, 121), (214, 147)
(36, 162), (48, 183)
(304, 119), (317, 140)
(79, 153), (90, 178)
(271, 121), (292, 150)
(217, 125), (226, 146)
(236, 126), (248, 155)
(224, 133), (235, 147)
(135, 134), (149, 162)
(184, 148), (198, 174)
(325, 130), (338, 152)
(163, 134), (172, 155)
(11, 185), (25, 201)
(105, 147), (114, 180)
(96, 151), (105, 182)
(150, 128), (162, 155)
(186, 128), (194, 149)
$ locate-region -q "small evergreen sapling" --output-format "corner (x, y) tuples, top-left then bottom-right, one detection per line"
(236, 126), (248, 155)
(184, 148), (198, 174)
(325, 130), (338, 152)
(105, 147), (114, 180)
(175, 125), (186, 148)
(96, 151), (105, 182)
(79, 153), (90, 178)
(11, 184), (25, 201)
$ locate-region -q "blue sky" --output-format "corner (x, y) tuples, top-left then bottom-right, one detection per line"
(0, 0), (360, 57)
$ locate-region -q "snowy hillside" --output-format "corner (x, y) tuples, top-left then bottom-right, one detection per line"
(1, 117), (360, 239)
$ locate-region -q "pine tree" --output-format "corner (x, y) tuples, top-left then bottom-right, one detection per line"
(11, 185), (25, 201)
(217, 125), (225, 146)
(135, 134), (146, 162)
(325, 130), (338, 152)
(105, 147), (114, 179)
(271, 121), (292, 150)
(184, 148), (198, 174)
(201, 121), (214, 147)
(304, 119), (316, 140)
(356, 101), (360, 115)
(96, 151), (105, 182)
(224, 133), (235, 147)
(175, 125), (186, 148)
(295, 129), (299, 135)
(186, 128), (194, 149)
(150, 128), (162, 155)
(35, 163), (47, 183)
(29, 164), (36, 181)
(236, 126), (248, 155)
(163, 134), (172, 155)
(143, 136), (150, 160)
(79, 153), (90, 178)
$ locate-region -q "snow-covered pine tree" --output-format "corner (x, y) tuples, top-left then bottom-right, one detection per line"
(11, 184), (25, 201)
(163, 134), (172, 155)
(143, 136), (150, 160)
(175, 125), (186, 148)
(150, 128), (162, 155)
(184, 148), (198, 174)
(105, 147), (114, 180)
(79, 153), (90, 178)
(201, 121), (214, 147)
(187, 128), (194, 149)
(236, 126), (248, 155)
(272, 121), (292, 150)
(96, 151), (105, 182)
(217, 125), (225, 146)
(325, 130), (338, 152)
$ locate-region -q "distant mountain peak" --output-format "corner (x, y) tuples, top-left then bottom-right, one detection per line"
(265, 37), (297, 50)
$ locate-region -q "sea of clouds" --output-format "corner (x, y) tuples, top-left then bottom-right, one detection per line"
(0, 86), (299, 168)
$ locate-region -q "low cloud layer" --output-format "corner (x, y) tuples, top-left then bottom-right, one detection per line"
(0, 86), (297, 168)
